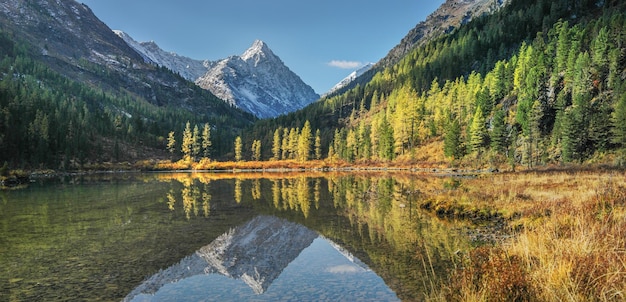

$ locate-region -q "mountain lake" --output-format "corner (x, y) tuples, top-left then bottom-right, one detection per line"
(0, 172), (480, 301)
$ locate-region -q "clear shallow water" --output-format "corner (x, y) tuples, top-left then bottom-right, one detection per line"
(125, 223), (398, 301)
(0, 172), (472, 301)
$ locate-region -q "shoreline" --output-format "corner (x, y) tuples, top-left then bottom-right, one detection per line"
(3, 159), (623, 188)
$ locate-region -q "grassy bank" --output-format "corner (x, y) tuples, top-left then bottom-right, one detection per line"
(420, 169), (626, 301)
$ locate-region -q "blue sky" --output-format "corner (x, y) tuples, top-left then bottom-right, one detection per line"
(79, 0), (444, 94)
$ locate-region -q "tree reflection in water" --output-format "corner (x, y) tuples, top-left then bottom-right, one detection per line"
(155, 172), (472, 301)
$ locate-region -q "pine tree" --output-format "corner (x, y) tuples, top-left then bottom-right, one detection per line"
(526, 99), (544, 167)
(181, 121), (193, 159)
(612, 93), (626, 148)
(327, 145), (335, 161)
(555, 20), (570, 73)
(562, 52), (593, 162)
(358, 123), (372, 160)
(314, 129), (322, 160)
(378, 114), (395, 161)
(251, 139), (261, 161)
(561, 108), (580, 162)
(444, 118), (463, 159)
(192, 124), (201, 158)
(370, 90), (379, 110)
(202, 123), (212, 159)
(469, 106), (487, 152)
(332, 129), (344, 160)
(272, 128), (281, 160)
(298, 120), (312, 162)
(490, 109), (507, 154)
(234, 136), (243, 162)
(346, 128), (357, 162)
(591, 26), (609, 75)
(289, 127), (299, 160)
(167, 131), (176, 154)
(281, 128), (289, 160)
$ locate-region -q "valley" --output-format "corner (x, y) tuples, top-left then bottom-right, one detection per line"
(1, 0), (625, 300)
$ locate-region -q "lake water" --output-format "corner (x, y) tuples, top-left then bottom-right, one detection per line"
(0, 172), (474, 301)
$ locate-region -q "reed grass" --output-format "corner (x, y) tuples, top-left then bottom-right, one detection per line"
(436, 169), (626, 301)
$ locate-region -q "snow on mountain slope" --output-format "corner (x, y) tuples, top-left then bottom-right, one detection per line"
(113, 30), (211, 82)
(196, 40), (320, 119)
(323, 62), (374, 97)
(116, 32), (319, 119)
(0, 0), (254, 128)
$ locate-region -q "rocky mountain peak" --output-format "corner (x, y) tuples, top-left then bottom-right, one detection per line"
(0, 0), (143, 67)
(117, 33), (318, 119)
(241, 39), (273, 63)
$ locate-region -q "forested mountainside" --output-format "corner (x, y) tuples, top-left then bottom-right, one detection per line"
(2, 0), (624, 170)
(245, 0), (626, 168)
(326, 0), (507, 99)
(0, 0), (255, 169)
(0, 31), (253, 168)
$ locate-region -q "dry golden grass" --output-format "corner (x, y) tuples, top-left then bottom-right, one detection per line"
(394, 139), (449, 168)
(435, 169), (626, 301)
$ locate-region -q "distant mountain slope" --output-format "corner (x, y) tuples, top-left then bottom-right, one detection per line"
(116, 32), (320, 119)
(323, 63), (374, 97)
(0, 0), (252, 121)
(114, 30), (212, 82)
(196, 40), (320, 119)
(332, 0), (508, 95)
(377, 0), (507, 68)
(0, 0), (255, 166)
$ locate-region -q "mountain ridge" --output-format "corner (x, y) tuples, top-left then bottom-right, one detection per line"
(324, 63), (374, 97)
(330, 0), (508, 96)
(0, 0), (255, 166)
(115, 31), (319, 119)
(113, 30), (212, 82)
(378, 0), (507, 68)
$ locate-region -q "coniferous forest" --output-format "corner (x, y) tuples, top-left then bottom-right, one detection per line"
(1, 0), (625, 171)
(246, 0), (626, 169)
(0, 29), (253, 170)
(1, 1), (626, 300)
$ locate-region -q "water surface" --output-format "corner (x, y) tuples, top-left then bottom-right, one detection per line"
(0, 172), (472, 301)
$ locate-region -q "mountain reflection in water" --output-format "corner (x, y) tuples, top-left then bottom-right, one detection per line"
(124, 215), (398, 302)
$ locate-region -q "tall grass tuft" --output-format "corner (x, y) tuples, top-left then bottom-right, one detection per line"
(446, 246), (535, 301)
(435, 170), (626, 301)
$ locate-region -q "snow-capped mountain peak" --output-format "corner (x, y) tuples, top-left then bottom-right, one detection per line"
(241, 39), (273, 63)
(195, 40), (319, 118)
(116, 33), (318, 119)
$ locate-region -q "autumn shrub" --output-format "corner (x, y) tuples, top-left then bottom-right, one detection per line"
(446, 246), (535, 301)
(429, 170), (626, 301)
(592, 178), (626, 217)
(150, 159), (192, 170)
(571, 250), (626, 301)
(192, 158), (216, 170)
